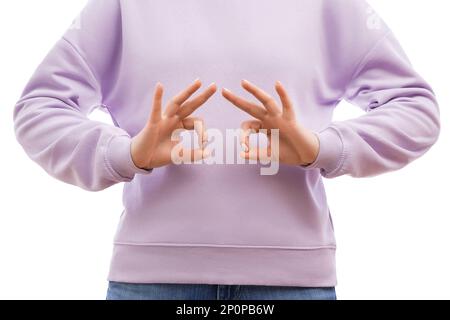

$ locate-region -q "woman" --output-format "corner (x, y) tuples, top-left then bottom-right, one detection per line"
(13, 0), (440, 300)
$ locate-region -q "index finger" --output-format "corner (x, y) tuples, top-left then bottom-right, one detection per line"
(222, 88), (267, 120)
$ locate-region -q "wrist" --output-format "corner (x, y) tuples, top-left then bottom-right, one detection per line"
(106, 135), (153, 180)
(130, 138), (153, 171)
(301, 131), (320, 165)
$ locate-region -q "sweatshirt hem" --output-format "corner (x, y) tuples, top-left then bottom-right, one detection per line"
(113, 241), (336, 250)
(107, 243), (337, 287)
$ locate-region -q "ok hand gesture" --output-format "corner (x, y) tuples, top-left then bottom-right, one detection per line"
(131, 79), (217, 170)
(222, 80), (319, 166)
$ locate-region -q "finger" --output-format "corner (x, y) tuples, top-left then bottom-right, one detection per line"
(180, 148), (211, 163)
(222, 88), (267, 119)
(183, 117), (207, 148)
(240, 120), (262, 152)
(275, 81), (295, 119)
(177, 83), (217, 119)
(241, 79), (280, 114)
(149, 82), (163, 124)
(240, 147), (272, 162)
(165, 79), (202, 116)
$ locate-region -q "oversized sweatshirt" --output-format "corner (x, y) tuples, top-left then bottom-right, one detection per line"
(13, 0), (440, 287)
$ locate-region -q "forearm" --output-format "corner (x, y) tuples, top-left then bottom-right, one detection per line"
(13, 39), (149, 191)
(304, 32), (440, 178)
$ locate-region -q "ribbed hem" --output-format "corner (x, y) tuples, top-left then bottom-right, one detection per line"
(107, 244), (337, 287)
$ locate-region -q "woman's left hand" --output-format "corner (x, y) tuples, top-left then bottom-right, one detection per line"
(222, 80), (320, 166)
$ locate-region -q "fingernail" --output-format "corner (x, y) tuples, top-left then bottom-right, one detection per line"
(194, 78), (201, 83)
(241, 79), (249, 85)
(222, 88), (231, 93)
(276, 80), (282, 86)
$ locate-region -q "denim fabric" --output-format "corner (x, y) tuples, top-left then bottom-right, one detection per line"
(106, 282), (336, 300)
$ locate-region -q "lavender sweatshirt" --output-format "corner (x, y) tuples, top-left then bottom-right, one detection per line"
(13, 0), (440, 286)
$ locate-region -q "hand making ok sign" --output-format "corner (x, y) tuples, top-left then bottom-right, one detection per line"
(131, 79), (217, 170)
(222, 80), (319, 166)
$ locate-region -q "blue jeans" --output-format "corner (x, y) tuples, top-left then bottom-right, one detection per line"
(106, 282), (336, 300)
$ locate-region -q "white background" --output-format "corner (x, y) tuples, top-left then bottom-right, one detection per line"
(0, 0), (449, 300)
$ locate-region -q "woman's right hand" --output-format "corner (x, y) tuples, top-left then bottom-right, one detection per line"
(131, 79), (217, 170)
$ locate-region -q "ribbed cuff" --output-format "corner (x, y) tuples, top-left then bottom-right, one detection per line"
(105, 135), (153, 181)
(302, 126), (344, 176)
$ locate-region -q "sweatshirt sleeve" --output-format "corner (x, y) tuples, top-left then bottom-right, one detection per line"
(303, 0), (441, 178)
(13, 0), (152, 192)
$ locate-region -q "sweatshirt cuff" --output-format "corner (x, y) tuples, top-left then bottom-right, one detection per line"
(301, 126), (344, 176)
(105, 135), (153, 181)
